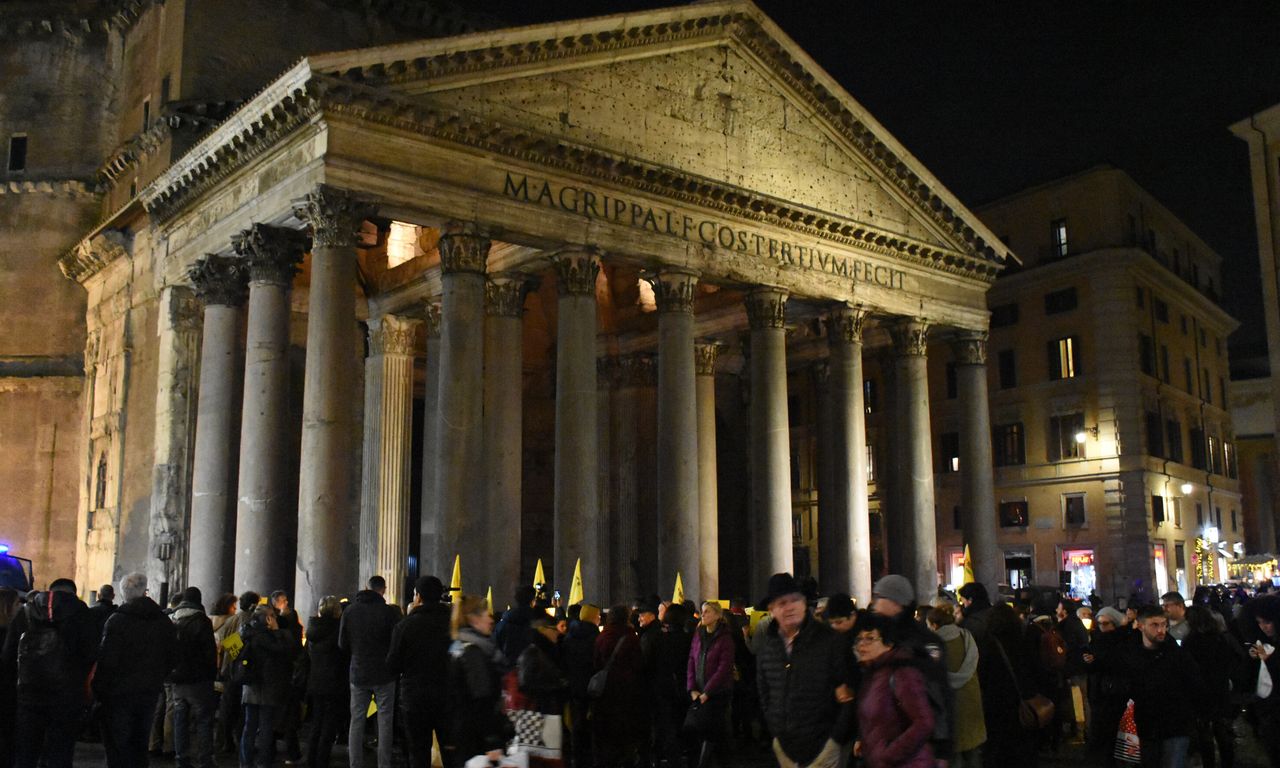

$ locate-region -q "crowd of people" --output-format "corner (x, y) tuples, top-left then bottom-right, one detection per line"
(0, 568), (1277, 768)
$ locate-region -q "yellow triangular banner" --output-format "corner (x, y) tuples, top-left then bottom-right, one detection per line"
(450, 554), (462, 602)
(568, 558), (584, 606)
(673, 572), (685, 605)
(962, 544), (975, 585)
(533, 558), (546, 588)
(485, 586), (493, 614)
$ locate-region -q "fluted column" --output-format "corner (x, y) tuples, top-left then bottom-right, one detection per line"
(651, 269), (701, 602)
(890, 319), (937, 603)
(746, 287), (793, 593)
(484, 274), (531, 598)
(231, 224), (306, 595)
(695, 342), (723, 601)
(188, 255), (249, 603)
(359, 315), (419, 606)
(551, 249), (601, 601)
(828, 306), (872, 604)
(954, 330), (1000, 598)
(435, 225), (490, 587)
(419, 304), (442, 578)
(293, 186), (373, 613)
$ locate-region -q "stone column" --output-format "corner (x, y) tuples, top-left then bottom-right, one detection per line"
(434, 225), (490, 590)
(484, 273), (530, 598)
(231, 224), (306, 596)
(358, 315), (420, 607)
(551, 249), (601, 601)
(695, 342), (723, 601)
(148, 286), (202, 602)
(815, 361), (836, 588)
(954, 330), (1000, 598)
(293, 186), (373, 613)
(596, 356), (616, 600)
(650, 269), (701, 602)
(746, 287), (793, 593)
(419, 304), (442, 579)
(187, 255), (248, 603)
(611, 354), (650, 602)
(890, 319), (938, 603)
(828, 306), (872, 605)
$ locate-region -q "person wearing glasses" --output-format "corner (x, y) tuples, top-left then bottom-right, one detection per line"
(852, 612), (935, 768)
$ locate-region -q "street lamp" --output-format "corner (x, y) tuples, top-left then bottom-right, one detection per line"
(1180, 482), (1193, 495)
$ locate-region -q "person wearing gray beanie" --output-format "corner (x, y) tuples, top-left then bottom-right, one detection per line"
(1095, 606), (1125, 632)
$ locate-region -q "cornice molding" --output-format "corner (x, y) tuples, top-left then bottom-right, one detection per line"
(0, 0), (159, 40)
(0, 179), (97, 198)
(59, 230), (130, 283)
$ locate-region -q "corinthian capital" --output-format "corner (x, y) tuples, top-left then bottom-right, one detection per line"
(188, 254), (249, 307)
(368, 315), (420, 357)
(550, 248), (601, 297)
(422, 303), (442, 339)
(485, 272), (536, 317)
(292, 185), (374, 248)
(645, 268), (699, 314)
(889, 319), (930, 357)
(745, 286), (788, 330)
(695, 341), (724, 376)
(232, 224), (308, 285)
(827, 304), (869, 345)
(438, 222), (491, 275)
(952, 330), (988, 366)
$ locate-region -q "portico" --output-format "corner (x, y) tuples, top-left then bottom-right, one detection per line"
(74, 1), (1010, 607)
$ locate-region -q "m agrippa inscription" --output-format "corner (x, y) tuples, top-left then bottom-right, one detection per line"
(503, 172), (905, 290)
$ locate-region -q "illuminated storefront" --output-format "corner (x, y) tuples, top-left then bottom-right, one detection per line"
(1061, 547), (1096, 598)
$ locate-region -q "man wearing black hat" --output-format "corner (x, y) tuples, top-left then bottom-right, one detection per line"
(386, 576), (452, 768)
(755, 573), (854, 767)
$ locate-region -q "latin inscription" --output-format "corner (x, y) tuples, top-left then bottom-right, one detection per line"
(503, 172), (905, 290)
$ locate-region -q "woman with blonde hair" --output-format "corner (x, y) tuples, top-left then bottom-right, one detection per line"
(448, 595), (509, 764)
(686, 601), (735, 767)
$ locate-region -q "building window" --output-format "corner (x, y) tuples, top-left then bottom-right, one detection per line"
(1051, 218), (1069, 258)
(142, 97), (151, 131)
(998, 349), (1017, 389)
(1139, 335), (1155, 376)
(1208, 435), (1221, 475)
(1048, 336), (1079, 380)
(1166, 419), (1183, 463)
(864, 379), (877, 414)
(1048, 412), (1085, 461)
(1172, 498), (1183, 528)
(1224, 442), (1237, 479)
(1202, 370), (1212, 402)
(1183, 358), (1193, 393)
(1153, 297), (1169, 323)
(1044, 286), (1078, 315)
(990, 302), (1019, 328)
(1199, 328), (1207, 347)
(993, 423), (1025, 467)
(1196, 502), (1204, 526)
(1152, 494), (1165, 526)
(940, 432), (960, 473)
(1180, 315), (1188, 335)
(1160, 345), (1171, 384)
(1219, 376), (1226, 408)
(1190, 427), (1207, 470)
(1175, 542), (1186, 570)
(1231, 509), (1238, 532)
(6, 134), (27, 173)
(945, 362), (958, 400)
(1000, 500), (1029, 528)
(1147, 229), (1158, 254)
(1215, 506), (1223, 528)
(1064, 494), (1086, 528)
(1146, 411), (1165, 458)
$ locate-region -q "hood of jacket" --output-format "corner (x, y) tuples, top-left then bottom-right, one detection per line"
(353, 589), (387, 606)
(116, 596), (166, 620)
(171, 604), (205, 622)
(27, 589), (87, 624)
(457, 626), (498, 657)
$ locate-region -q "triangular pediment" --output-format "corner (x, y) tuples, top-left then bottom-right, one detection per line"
(309, 1), (1011, 268)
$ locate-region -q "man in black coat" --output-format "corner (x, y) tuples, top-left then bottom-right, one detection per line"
(5, 579), (97, 768)
(386, 576), (452, 768)
(169, 587), (216, 768)
(561, 603), (600, 768)
(339, 576), (400, 768)
(95, 572), (179, 768)
(755, 573), (854, 767)
(87, 584), (117, 642)
(494, 585), (539, 668)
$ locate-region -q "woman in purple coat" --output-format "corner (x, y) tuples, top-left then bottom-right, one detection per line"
(853, 613), (935, 768)
(687, 601), (735, 768)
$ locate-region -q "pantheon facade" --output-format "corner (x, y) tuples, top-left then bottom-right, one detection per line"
(58, 1), (1012, 612)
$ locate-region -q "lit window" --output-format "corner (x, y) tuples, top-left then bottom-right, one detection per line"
(1048, 413), (1084, 461)
(1048, 336), (1078, 380)
(1051, 218), (1068, 258)
(1000, 500), (1029, 528)
(386, 221), (419, 268)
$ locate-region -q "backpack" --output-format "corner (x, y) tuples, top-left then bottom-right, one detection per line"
(17, 594), (73, 693)
(1039, 625), (1068, 672)
(889, 661), (954, 759)
(231, 637), (259, 686)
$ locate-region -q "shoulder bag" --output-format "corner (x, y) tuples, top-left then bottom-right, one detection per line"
(587, 635), (626, 699)
(993, 637), (1055, 730)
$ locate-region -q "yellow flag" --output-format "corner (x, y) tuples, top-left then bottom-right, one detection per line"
(485, 586), (493, 614)
(568, 558), (584, 606)
(672, 572), (685, 605)
(450, 554), (462, 602)
(962, 544), (975, 585)
(533, 558), (546, 588)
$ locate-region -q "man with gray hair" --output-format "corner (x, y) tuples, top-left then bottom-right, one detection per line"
(95, 572), (178, 768)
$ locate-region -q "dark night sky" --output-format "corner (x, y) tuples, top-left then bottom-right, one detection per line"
(481, 1), (1280, 362)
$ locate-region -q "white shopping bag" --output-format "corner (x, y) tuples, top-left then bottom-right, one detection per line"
(1258, 643), (1275, 699)
(464, 753), (528, 768)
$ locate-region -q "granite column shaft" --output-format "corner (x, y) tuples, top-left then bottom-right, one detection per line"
(695, 343), (722, 601)
(484, 275), (528, 598)
(955, 331), (1001, 598)
(892, 320), (938, 603)
(746, 287), (793, 593)
(828, 307), (871, 605)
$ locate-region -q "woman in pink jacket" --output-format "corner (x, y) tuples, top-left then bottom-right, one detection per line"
(854, 612), (936, 768)
(687, 601), (736, 768)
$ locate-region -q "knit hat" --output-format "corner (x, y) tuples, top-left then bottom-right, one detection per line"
(872, 575), (915, 608)
(1096, 606), (1125, 627)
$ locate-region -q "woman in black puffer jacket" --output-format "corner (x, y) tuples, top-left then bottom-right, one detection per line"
(305, 597), (348, 768)
(1183, 606), (1245, 768)
(239, 605), (298, 768)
